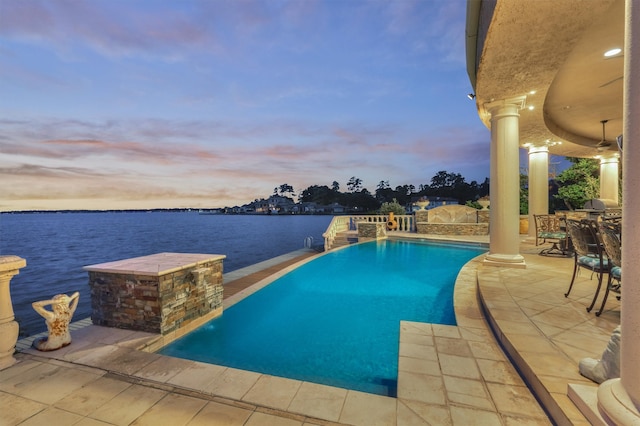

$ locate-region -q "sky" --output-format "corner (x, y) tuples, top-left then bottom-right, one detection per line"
(0, 0), (498, 211)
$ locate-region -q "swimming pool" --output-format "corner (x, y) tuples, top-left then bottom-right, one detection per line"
(159, 239), (486, 396)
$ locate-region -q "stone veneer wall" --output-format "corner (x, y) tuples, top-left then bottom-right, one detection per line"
(88, 259), (224, 335)
(414, 204), (489, 235)
(415, 210), (429, 223)
(357, 222), (387, 241)
(416, 222), (489, 235)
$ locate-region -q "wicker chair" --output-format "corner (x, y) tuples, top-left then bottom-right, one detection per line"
(534, 214), (569, 256)
(564, 218), (610, 312)
(595, 221), (621, 316)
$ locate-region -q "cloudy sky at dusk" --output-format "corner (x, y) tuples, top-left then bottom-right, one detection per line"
(0, 0), (500, 211)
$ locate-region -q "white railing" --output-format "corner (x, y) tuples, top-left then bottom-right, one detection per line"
(322, 216), (352, 251)
(348, 215), (415, 232)
(322, 215), (415, 250)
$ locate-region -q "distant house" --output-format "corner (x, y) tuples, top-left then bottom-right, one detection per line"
(330, 203), (345, 214)
(428, 197), (459, 208)
(226, 206), (244, 214)
(298, 202), (318, 214)
(267, 195), (296, 213)
(253, 199), (270, 213)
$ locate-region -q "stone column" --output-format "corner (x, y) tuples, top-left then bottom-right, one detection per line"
(598, 0), (640, 422)
(0, 256), (27, 370)
(527, 145), (550, 239)
(599, 155), (620, 204)
(484, 97), (526, 268)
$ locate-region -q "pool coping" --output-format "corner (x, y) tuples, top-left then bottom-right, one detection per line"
(14, 237), (552, 425)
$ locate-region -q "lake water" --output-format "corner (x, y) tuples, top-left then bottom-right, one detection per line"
(0, 212), (331, 337)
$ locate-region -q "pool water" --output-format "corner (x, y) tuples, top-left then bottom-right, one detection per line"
(159, 239), (486, 396)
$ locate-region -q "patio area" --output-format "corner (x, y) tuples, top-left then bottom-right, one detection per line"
(1, 239), (618, 425)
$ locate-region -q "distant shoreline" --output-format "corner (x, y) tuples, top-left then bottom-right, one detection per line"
(0, 209), (338, 215)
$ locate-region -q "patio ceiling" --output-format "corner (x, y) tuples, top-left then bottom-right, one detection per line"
(468, 0), (624, 158)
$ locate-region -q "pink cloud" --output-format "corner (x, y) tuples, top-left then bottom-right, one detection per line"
(0, 0), (218, 60)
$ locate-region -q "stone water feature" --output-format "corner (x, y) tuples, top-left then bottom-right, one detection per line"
(415, 204), (489, 235)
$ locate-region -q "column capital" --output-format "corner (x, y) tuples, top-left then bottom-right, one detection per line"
(484, 96), (527, 114)
(527, 145), (549, 155)
(598, 154), (620, 164)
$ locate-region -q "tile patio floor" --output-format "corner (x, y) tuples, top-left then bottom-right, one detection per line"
(1, 239), (619, 425)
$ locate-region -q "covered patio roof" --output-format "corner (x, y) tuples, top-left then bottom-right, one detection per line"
(466, 0), (623, 157)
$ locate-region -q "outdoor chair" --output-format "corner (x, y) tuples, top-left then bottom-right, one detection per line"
(564, 218), (610, 313)
(595, 221), (621, 316)
(534, 214), (569, 256)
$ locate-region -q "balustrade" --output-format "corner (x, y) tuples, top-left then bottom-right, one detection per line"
(323, 215), (415, 250)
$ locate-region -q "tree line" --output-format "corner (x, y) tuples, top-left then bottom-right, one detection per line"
(272, 171), (490, 212)
(273, 157), (604, 214)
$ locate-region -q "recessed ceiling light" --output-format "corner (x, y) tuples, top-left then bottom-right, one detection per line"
(604, 48), (622, 57)
(529, 90), (536, 95)
(528, 105), (534, 111)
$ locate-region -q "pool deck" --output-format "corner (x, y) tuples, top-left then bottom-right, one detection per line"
(2, 238), (618, 425)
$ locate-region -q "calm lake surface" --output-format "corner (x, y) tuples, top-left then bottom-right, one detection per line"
(0, 212), (331, 336)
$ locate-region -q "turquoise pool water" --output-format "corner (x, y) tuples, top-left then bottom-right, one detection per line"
(159, 239), (486, 396)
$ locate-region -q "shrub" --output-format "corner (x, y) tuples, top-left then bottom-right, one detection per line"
(379, 198), (406, 216)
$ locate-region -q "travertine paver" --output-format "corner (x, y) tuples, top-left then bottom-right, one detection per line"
(185, 400), (252, 426)
(439, 353), (482, 379)
(166, 361), (227, 390)
(0, 362), (101, 405)
(0, 392), (47, 425)
(397, 370), (446, 405)
(398, 399), (453, 425)
(486, 382), (547, 418)
(287, 381), (347, 422)
(54, 375), (132, 416)
(449, 405), (502, 426)
(397, 319), (550, 425)
(242, 375), (302, 410)
(398, 342), (437, 360)
(133, 355), (195, 383)
(207, 367), (262, 400)
(90, 384), (168, 425)
(16, 407), (84, 426)
(243, 411), (303, 426)
(443, 375), (495, 411)
(398, 355), (441, 376)
(339, 391), (397, 426)
(476, 359), (523, 386)
(130, 393), (208, 426)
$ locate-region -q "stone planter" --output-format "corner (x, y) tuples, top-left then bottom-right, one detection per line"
(478, 199), (490, 210)
(415, 200), (430, 210)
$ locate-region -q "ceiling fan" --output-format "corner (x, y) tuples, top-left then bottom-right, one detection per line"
(596, 119), (612, 151)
